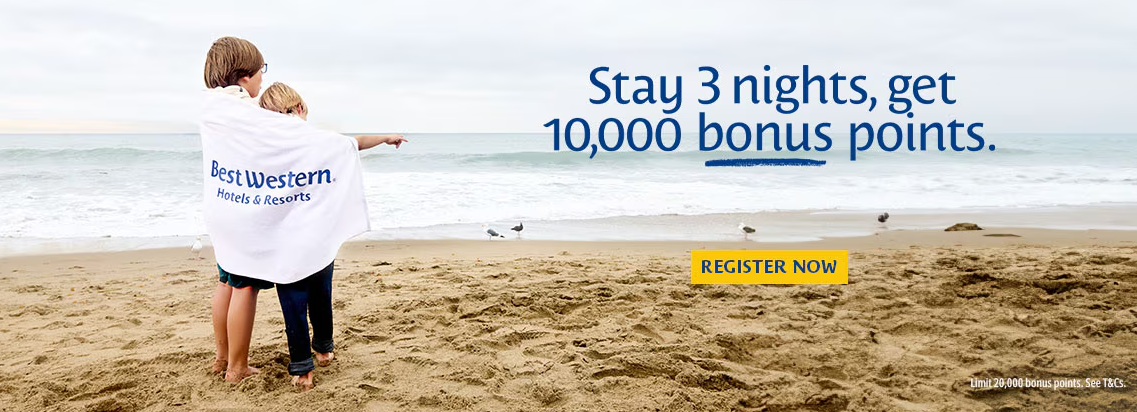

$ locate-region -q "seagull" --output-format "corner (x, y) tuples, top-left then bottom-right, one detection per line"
(482, 224), (505, 240)
(877, 212), (890, 228)
(510, 222), (524, 238)
(738, 222), (756, 240)
(190, 236), (203, 260)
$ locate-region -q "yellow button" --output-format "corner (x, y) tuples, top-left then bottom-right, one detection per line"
(691, 250), (848, 284)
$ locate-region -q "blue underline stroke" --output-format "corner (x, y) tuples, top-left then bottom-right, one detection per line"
(704, 158), (827, 167)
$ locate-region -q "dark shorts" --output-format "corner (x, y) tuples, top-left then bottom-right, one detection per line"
(218, 265), (275, 290)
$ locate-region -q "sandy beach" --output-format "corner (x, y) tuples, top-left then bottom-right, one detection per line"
(4, 2), (1135, 412)
(1, 229), (1136, 411)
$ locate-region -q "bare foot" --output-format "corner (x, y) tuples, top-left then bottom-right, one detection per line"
(315, 352), (334, 367)
(224, 365), (260, 383)
(292, 371), (314, 391)
(211, 358), (227, 373)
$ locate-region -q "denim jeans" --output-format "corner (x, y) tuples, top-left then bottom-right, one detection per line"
(276, 262), (335, 376)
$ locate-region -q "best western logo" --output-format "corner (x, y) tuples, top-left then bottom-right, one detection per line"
(210, 160), (332, 189)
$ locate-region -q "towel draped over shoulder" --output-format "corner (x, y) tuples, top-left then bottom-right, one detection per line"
(199, 86), (369, 284)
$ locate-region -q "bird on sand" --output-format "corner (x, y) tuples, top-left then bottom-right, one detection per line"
(190, 236), (203, 260)
(877, 212), (890, 228)
(511, 222), (524, 238)
(482, 224), (506, 240)
(738, 222), (756, 240)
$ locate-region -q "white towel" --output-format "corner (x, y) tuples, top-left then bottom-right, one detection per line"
(199, 86), (370, 284)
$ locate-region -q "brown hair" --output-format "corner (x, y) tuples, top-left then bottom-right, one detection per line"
(203, 37), (264, 88)
(259, 82), (306, 116)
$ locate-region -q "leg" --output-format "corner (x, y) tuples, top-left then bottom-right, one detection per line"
(276, 277), (316, 388)
(224, 286), (260, 382)
(211, 281), (233, 373)
(308, 263), (336, 366)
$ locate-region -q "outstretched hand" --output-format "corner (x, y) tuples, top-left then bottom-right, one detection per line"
(355, 134), (407, 151)
(384, 135), (407, 148)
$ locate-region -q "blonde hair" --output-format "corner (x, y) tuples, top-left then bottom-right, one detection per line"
(203, 37), (264, 88)
(259, 82), (306, 116)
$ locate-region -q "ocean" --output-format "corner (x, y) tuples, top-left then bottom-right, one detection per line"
(1, 133), (1135, 255)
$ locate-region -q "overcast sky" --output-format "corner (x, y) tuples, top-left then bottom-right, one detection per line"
(0, 0), (1133, 133)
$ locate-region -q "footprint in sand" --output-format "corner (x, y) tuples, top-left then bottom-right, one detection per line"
(631, 324), (665, 342)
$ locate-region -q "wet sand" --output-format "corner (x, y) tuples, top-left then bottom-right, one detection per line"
(1, 229), (1136, 411)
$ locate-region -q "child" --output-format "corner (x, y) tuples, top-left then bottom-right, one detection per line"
(258, 81), (405, 389)
(203, 36), (271, 384)
(258, 82), (309, 120)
